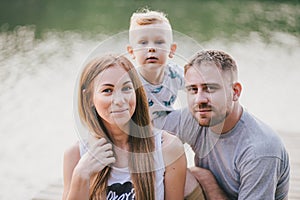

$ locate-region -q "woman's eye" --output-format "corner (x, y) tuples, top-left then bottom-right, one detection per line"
(122, 86), (133, 92)
(102, 88), (113, 93)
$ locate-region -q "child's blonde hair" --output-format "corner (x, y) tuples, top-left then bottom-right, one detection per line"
(129, 8), (172, 30)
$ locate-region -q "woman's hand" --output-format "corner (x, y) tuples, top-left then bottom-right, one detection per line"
(74, 138), (116, 179)
(62, 138), (116, 200)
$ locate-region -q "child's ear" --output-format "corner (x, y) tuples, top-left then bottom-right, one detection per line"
(169, 43), (177, 58)
(127, 45), (135, 59)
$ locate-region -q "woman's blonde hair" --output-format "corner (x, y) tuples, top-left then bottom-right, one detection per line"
(78, 54), (155, 200)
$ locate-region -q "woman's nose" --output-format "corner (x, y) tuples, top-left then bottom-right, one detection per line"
(112, 93), (125, 105)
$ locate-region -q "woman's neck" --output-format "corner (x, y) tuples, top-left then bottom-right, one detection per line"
(108, 128), (129, 149)
(106, 124), (130, 168)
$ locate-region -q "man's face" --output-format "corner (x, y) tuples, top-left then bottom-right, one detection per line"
(128, 22), (175, 69)
(185, 62), (234, 127)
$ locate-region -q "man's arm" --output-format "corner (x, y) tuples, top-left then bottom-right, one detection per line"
(237, 156), (289, 200)
(189, 167), (229, 200)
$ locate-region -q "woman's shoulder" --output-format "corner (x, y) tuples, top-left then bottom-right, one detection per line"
(161, 131), (182, 148)
(161, 131), (185, 165)
(64, 142), (81, 164)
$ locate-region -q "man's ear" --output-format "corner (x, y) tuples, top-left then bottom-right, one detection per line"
(232, 82), (242, 101)
(127, 45), (135, 59)
(169, 43), (177, 58)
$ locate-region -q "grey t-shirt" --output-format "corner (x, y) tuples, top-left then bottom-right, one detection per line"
(163, 108), (290, 200)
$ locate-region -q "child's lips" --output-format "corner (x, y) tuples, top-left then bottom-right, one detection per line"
(146, 57), (158, 63)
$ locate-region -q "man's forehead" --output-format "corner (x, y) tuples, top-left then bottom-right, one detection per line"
(185, 65), (226, 84)
(186, 64), (223, 77)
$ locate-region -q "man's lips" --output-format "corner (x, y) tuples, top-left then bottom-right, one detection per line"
(196, 109), (211, 113)
(194, 107), (213, 114)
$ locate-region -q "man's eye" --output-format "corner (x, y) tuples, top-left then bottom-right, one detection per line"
(205, 86), (217, 93)
(186, 87), (198, 94)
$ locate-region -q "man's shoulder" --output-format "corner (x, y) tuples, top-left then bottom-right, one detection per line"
(242, 111), (280, 140)
(241, 110), (287, 157)
(163, 108), (203, 144)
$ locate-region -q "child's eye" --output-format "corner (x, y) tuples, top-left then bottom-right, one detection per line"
(155, 40), (164, 44)
(139, 40), (148, 45)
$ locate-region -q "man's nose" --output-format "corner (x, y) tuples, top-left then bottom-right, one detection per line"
(194, 91), (209, 104)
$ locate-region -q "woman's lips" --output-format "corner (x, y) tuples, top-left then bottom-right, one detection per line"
(111, 109), (128, 113)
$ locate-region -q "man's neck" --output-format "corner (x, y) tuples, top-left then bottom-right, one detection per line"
(212, 103), (243, 134)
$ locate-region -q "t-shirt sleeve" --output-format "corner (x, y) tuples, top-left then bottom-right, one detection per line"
(238, 156), (290, 200)
(162, 107), (201, 145)
(168, 62), (185, 90)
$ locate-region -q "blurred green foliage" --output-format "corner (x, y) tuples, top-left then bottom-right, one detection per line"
(0, 0), (299, 41)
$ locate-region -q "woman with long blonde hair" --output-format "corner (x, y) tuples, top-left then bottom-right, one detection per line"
(62, 54), (186, 200)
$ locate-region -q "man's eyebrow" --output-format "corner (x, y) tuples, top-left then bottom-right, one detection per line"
(185, 84), (196, 88)
(204, 83), (221, 87)
(185, 83), (220, 88)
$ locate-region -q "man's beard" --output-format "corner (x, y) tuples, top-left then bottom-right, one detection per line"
(193, 104), (229, 127)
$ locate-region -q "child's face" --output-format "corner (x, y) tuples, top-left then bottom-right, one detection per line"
(128, 22), (176, 69)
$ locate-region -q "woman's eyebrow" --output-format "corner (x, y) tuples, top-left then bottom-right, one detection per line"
(100, 83), (114, 87)
(122, 80), (132, 85)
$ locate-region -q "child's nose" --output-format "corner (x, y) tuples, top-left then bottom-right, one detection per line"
(148, 47), (156, 52)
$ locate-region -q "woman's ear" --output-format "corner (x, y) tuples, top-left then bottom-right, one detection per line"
(127, 45), (135, 59)
(168, 43), (177, 58)
(232, 82), (242, 101)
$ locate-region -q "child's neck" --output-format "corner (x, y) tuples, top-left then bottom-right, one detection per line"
(139, 66), (165, 85)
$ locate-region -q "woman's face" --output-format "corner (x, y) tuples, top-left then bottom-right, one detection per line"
(93, 65), (136, 129)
